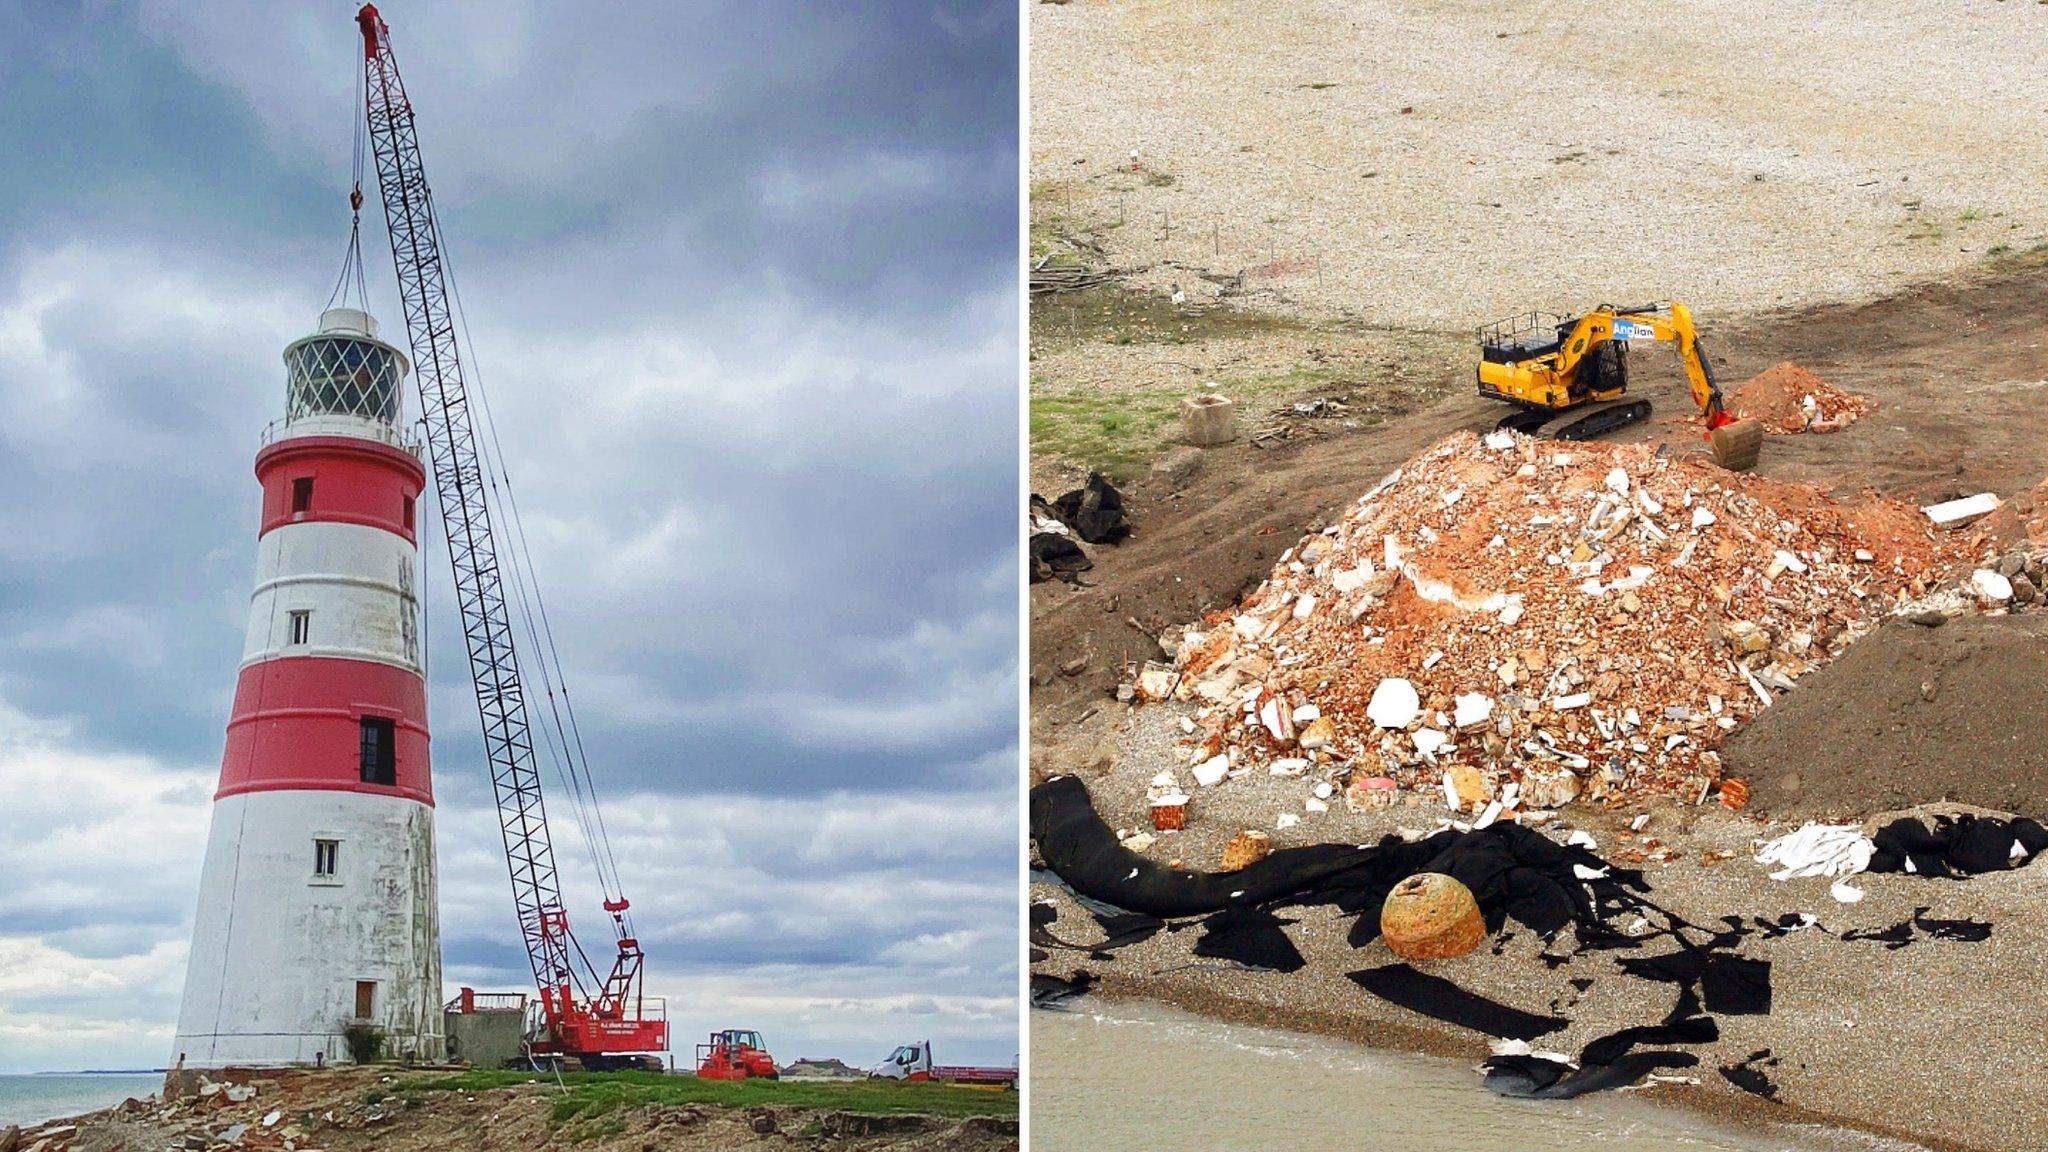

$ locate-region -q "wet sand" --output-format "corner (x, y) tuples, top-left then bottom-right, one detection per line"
(1033, 1000), (1927, 1152)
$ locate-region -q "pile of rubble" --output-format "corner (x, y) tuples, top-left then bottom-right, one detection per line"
(1146, 430), (1966, 825)
(1728, 362), (1871, 434)
(1894, 542), (2048, 619)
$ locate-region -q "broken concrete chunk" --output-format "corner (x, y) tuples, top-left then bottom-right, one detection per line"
(1412, 728), (1449, 759)
(1521, 766), (1581, 809)
(1366, 677), (1421, 729)
(1972, 569), (2014, 604)
(1443, 763), (1490, 811)
(1297, 715), (1338, 750)
(1922, 492), (2000, 530)
(1192, 755), (1230, 787)
(1453, 692), (1494, 730)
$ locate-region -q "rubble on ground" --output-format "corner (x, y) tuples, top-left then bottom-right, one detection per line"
(1727, 362), (1872, 434)
(1892, 544), (2048, 619)
(1145, 430), (1967, 824)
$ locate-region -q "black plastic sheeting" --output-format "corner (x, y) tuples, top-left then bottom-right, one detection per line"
(1028, 532), (1092, 584)
(1031, 774), (1615, 931)
(1049, 472), (1131, 544)
(1030, 775), (2010, 1102)
(1348, 964), (1566, 1040)
(1866, 813), (2048, 878)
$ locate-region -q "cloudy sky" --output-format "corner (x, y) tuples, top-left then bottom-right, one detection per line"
(0, 1), (1019, 1072)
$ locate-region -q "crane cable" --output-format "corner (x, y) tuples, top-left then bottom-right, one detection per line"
(427, 206), (632, 936)
(326, 62), (371, 314)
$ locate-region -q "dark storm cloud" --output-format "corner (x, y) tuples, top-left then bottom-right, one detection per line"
(0, 0), (1018, 1070)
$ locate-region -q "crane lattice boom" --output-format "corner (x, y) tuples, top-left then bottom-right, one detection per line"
(354, 2), (664, 1063)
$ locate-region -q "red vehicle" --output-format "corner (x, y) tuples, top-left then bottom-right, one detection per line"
(696, 1030), (778, 1080)
(869, 1041), (1017, 1089)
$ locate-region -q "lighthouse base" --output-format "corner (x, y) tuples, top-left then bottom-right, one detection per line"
(172, 789), (444, 1068)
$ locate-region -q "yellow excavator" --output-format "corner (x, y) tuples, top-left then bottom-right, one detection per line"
(1476, 301), (1764, 471)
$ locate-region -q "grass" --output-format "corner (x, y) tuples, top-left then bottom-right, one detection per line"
(400, 1069), (1018, 1127)
(1031, 362), (1417, 482)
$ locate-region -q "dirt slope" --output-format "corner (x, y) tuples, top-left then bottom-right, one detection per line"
(1726, 613), (2048, 821)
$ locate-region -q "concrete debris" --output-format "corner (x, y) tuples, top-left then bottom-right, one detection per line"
(1366, 677), (1421, 729)
(1161, 430), (1962, 811)
(1922, 492), (2001, 530)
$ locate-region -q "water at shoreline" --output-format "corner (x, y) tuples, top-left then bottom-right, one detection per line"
(1032, 1003), (1922, 1152)
(0, 1073), (162, 1129)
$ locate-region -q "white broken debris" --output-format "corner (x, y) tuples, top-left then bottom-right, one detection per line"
(1483, 429), (1518, 451)
(1754, 822), (1875, 881)
(1972, 569), (2015, 604)
(1412, 728), (1450, 759)
(1366, 677), (1421, 729)
(1922, 492), (2000, 530)
(1453, 692), (1495, 730)
(1192, 755), (1231, 787)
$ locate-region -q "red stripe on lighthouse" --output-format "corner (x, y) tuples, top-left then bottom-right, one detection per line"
(255, 435), (426, 544)
(219, 655), (433, 805)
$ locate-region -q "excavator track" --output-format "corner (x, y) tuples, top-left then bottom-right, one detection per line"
(1492, 399), (1653, 443)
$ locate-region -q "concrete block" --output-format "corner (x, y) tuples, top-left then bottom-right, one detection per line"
(1922, 492), (2000, 530)
(1181, 393), (1236, 446)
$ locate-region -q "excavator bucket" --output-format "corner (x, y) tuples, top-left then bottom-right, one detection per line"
(1708, 418), (1764, 472)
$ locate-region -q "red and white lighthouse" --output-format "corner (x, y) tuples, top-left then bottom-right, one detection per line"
(173, 307), (444, 1067)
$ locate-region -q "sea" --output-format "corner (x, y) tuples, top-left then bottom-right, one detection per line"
(1032, 1002), (1927, 1152)
(0, 1073), (163, 1129)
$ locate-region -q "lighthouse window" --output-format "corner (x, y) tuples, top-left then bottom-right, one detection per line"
(358, 717), (396, 786)
(291, 476), (314, 514)
(355, 980), (377, 1020)
(314, 838), (339, 877)
(288, 610), (311, 646)
(402, 495), (415, 531)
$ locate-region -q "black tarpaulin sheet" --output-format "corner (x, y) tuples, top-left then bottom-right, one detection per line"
(1031, 775), (1610, 934)
(1347, 964), (1567, 1040)
(1866, 814), (2048, 878)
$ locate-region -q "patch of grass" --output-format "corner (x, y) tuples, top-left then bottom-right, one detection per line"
(1959, 207), (1987, 223)
(1142, 170), (1176, 188)
(1032, 364), (1384, 482)
(403, 1069), (1016, 1122)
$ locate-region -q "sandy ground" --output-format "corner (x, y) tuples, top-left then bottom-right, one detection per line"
(1031, 0), (2048, 328)
(1032, 701), (2048, 1152)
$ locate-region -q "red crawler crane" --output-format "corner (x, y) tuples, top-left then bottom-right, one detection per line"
(354, 4), (668, 1068)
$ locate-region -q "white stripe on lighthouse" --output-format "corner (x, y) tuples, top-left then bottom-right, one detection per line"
(243, 520), (422, 673)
